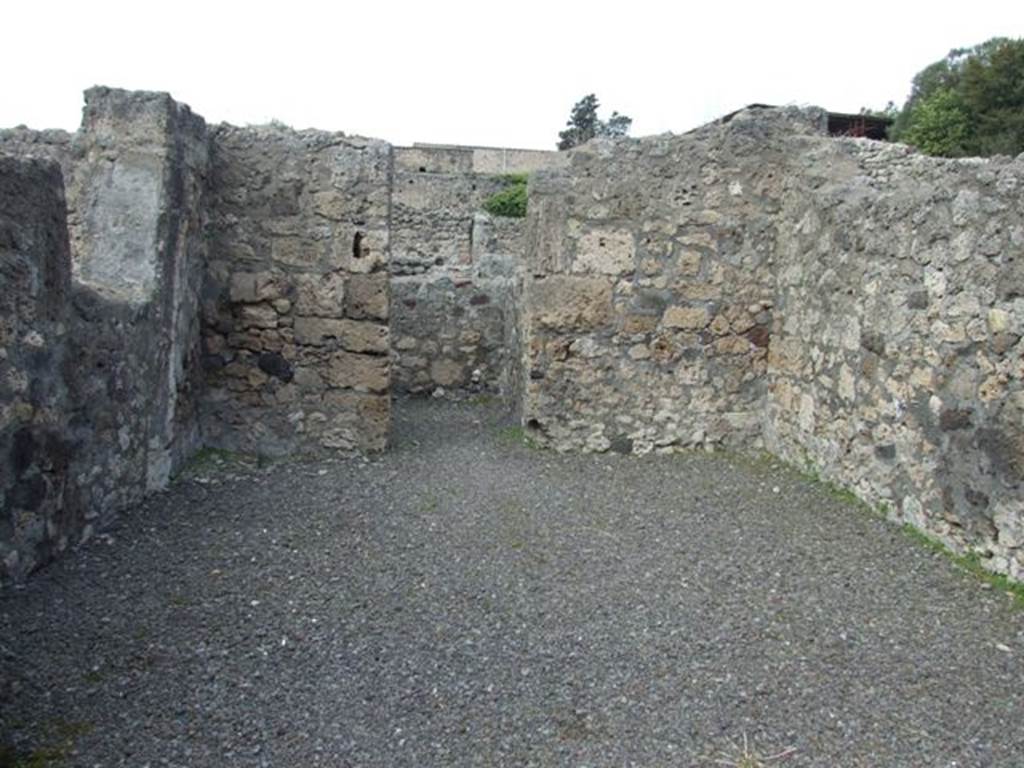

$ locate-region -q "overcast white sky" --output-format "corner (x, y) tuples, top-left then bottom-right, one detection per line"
(3, 1), (1022, 149)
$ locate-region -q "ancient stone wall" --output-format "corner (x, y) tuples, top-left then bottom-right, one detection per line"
(519, 106), (1024, 578)
(764, 137), (1024, 581)
(0, 128), (73, 172)
(0, 156), (73, 579)
(389, 144), (562, 394)
(201, 125), (392, 454)
(518, 114), (793, 453)
(4, 89), (1022, 584)
(0, 88), (210, 580)
(64, 88), (210, 510)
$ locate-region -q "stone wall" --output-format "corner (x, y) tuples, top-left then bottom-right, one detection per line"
(518, 114), (789, 453)
(0, 88), (210, 580)
(390, 144), (562, 394)
(764, 137), (1024, 581)
(0, 156), (73, 579)
(518, 106), (1024, 579)
(74, 88), (211, 492)
(4, 89), (1022, 584)
(201, 125), (392, 454)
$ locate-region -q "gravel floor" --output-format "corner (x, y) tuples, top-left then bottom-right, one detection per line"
(2, 397), (1023, 767)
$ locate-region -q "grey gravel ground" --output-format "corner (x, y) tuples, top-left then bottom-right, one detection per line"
(2, 398), (1023, 768)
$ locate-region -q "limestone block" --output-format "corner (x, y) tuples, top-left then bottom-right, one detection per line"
(713, 336), (750, 355)
(678, 250), (702, 276)
(622, 315), (659, 335)
(662, 306), (709, 331)
(294, 317), (389, 354)
(325, 351), (388, 392)
(346, 273), (389, 320)
(337, 321), (388, 354)
(229, 271), (285, 303)
(239, 304), (278, 329)
(574, 229), (635, 275)
(988, 308), (1011, 334)
(709, 314), (731, 335)
(528, 276), (613, 332)
(294, 272), (346, 318)
(293, 317), (345, 346)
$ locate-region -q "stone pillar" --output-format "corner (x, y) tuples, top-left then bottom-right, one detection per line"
(69, 87), (210, 493)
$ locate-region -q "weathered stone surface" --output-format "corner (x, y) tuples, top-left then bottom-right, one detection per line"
(346, 273), (389, 321)
(756, 117), (1024, 581)
(528, 275), (614, 330)
(518, 106), (1024, 581)
(325, 351), (389, 392)
(294, 272), (345, 317)
(202, 123), (391, 456)
(519, 120), (779, 456)
(429, 358), (464, 387)
(1, 88), (210, 582)
(4, 90), (1023, 589)
(574, 229), (635, 275)
(388, 148), (558, 396)
(294, 317), (388, 353)
(0, 156), (72, 581)
(663, 306), (710, 330)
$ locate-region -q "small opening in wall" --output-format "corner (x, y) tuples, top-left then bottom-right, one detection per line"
(419, 166), (427, 172)
(352, 232), (364, 260)
(526, 418), (541, 431)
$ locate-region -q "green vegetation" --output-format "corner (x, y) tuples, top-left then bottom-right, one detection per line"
(883, 37), (1024, 157)
(496, 424), (541, 450)
(740, 449), (1023, 607)
(900, 524), (1024, 608)
(482, 173), (528, 218)
(556, 93), (632, 150)
(900, 88), (973, 157)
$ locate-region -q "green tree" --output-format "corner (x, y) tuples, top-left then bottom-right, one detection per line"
(892, 37), (1024, 157)
(960, 40), (1024, 156)
(900, 88), (972, 157)
(557, 94), (633, 150)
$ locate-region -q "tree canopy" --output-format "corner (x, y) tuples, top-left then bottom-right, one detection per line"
(890, 37), (1024, 157)
(557, 94), (632, 150)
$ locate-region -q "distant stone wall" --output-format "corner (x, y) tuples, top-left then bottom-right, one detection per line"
(764, 138), (1024, 581)
(201, 125), (392, 454)
(390, 144), (561, 394)
(518, 115), (788, 453)
(0, 88), (210, 581)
